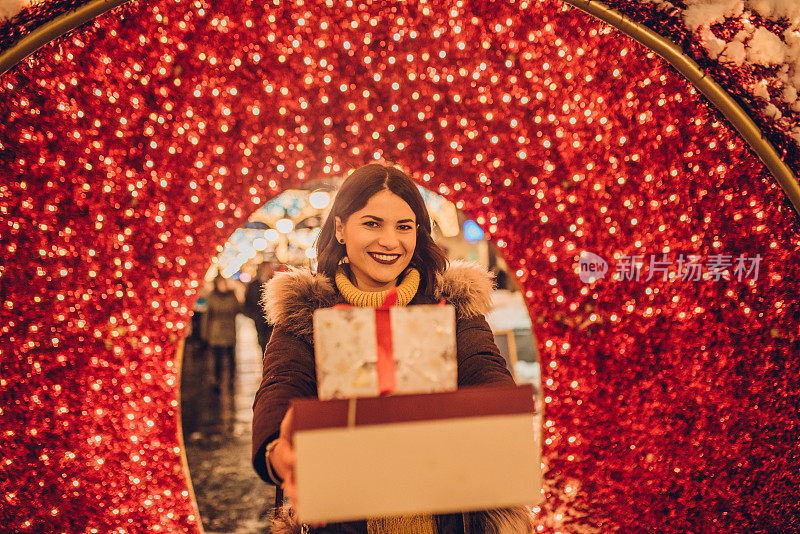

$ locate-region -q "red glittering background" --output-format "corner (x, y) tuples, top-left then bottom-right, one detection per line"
(1, 0), (799, 532)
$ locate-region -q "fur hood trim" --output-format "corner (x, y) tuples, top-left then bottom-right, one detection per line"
(262, 260), (495, 338)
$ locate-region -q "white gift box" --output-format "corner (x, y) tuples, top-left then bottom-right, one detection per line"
(291, 384), (543, 524)
(312, 304), (457, 400)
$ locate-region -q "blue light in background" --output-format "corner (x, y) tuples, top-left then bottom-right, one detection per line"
(463, 219), (485, 243)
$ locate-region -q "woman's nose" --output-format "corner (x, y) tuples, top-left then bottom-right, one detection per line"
(376, 228), (401, 248)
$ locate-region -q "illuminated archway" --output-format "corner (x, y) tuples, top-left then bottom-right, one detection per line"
(1, 0), (799, 532)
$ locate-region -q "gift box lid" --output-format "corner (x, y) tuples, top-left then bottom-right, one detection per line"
(291, 383), (542, 522)
(291, 383), (535, 432)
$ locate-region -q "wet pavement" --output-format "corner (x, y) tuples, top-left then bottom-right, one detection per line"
(181, 315), (275, 534)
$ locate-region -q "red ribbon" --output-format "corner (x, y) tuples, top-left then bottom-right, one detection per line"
(375, 287), (398, 395)
(333, 287), (399, 395)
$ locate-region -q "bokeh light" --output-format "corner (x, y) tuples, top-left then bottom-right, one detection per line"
(0, 0), (798, 532)
(308, 190), (331, 210)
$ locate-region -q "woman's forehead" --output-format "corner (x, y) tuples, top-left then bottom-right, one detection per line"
(356, 189), (416, 220)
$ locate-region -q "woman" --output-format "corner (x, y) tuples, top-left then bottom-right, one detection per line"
(202, 275), (242, 391)
(252, 164), (530, 533)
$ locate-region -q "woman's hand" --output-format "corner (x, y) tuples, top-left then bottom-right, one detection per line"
(268, 407), (297, 502)
(269, 407), (327, 527)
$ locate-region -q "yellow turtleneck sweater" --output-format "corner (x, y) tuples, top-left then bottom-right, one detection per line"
(335, 265), (421, 307)
(334, 265), (438, 534)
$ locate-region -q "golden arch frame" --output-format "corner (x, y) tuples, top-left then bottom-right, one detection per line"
(1, 1), (798, 530)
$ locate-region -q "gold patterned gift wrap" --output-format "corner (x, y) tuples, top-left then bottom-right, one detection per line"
(312, 304), (457, 400)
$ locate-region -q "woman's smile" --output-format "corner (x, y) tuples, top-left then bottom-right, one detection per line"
(368, 252), (402, 264)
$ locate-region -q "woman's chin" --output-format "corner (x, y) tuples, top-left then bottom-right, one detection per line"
(353, 258), (412, 289)
(366, 269), (404, 288)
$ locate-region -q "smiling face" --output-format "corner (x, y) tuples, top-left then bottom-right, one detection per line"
(334, 189), (417, 292)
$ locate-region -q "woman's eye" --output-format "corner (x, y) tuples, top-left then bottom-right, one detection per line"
(364, 221), (379, 228)
(398, 225), (414, 231)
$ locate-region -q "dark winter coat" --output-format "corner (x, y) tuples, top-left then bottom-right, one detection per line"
(251, 261), (530, 533)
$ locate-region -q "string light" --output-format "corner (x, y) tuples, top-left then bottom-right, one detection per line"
(0, 0), (798, 532)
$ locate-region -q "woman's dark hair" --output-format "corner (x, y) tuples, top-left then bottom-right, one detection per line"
(316, 163), (448, 295)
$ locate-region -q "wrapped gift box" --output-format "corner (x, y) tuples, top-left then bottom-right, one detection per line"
(291, 384), (542, 524)
(312, 304), (457, 400)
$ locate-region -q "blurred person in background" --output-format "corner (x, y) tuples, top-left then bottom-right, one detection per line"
(245, 261), (277, 355)
(202, 275), (242, 392)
